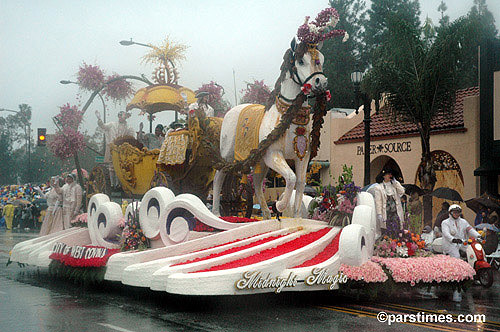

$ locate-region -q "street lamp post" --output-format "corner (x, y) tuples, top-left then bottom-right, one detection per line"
(351, 71), (372, 186)
(119, 38), (156, 133)
(0, 108), (31, 183)
(60, 80), (107, 152)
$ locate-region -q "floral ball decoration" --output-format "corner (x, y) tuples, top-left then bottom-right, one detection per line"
(49, 128), (85, 160)
(240, 80), (271, 105)
(102, 74), (134, 103)
(54, 104), (83, 129)
(196, 81), (231, 115)
(77, 62), (105, 92)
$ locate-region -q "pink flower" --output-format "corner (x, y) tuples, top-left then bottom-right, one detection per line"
(240, 80), (271, 105)
(102, 74), (134, 102)
(77, 62), (105, 92)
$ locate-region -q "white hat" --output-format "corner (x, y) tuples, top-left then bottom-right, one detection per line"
(448, 204), (462, 213)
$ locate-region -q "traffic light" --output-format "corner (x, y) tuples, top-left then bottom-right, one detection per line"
(37, 128), (47, 146)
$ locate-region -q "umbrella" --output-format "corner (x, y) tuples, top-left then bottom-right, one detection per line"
(431, 187), (463, 202)
(304, 186), (317, 197)
(403, 184), (424, 196)
(475, 223), (499, 233)
(465, 197), (500, 214)
(32, 198), (48, 210)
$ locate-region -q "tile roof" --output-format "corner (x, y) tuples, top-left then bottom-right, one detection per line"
(335, 87), (479, 144)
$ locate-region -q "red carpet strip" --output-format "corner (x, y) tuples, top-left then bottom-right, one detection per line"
(292, 229), (342, 268)
(172, 233), (289, 266)
(192, 227), (331, 273)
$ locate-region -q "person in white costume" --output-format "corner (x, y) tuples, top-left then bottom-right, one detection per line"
(39, 176), (64, 235)
(370, 169), (405, 231)
(441, 204), (480, 302)
(54, 174), (82, 230)
(96, 110), (135, 187)
(188, 91), (214, 117)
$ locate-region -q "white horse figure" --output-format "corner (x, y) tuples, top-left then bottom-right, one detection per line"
(212, 8), (346, 219)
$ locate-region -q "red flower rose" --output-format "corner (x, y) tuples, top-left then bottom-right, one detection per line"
(325, 90), (332, 102)
(301, 83), (312, 95)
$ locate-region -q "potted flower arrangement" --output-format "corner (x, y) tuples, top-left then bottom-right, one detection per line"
(309, 165), (360, 226)
(120, 208), (150, 251)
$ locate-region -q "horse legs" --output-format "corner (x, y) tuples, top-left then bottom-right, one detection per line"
(293, 156), (309, 217)
(263, 151), (296, 213)
(212, 170), (226, 216)
(252, 164), (270, 219)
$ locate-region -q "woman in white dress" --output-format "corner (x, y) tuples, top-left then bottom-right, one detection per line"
(39, 177), (64, 235)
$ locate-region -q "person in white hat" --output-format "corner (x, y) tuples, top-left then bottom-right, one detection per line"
(441, 204), (480, 302)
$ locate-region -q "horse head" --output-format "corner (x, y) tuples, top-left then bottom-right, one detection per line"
(276, 8), (347, 100)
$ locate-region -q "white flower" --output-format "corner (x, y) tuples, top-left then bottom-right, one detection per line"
(342, 32), (349, 43)
(329, 16), (339, 28)
(308, 23), (320, 35)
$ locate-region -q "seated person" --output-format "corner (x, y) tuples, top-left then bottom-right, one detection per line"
(421, 225), (435, 247)
(141, 124), (166, 150)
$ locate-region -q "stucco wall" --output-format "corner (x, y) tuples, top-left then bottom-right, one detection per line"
(329, 95), (480, 222)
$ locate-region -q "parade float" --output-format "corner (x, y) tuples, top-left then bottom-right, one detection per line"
(9, 8), (476, 297)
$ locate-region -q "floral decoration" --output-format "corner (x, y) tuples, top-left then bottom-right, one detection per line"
(70, 213), (88, 228)
(102, 74), (134, 103)
(340, 261), (388, 283)
(301, 83), (312, 95)
(240, 80), (271, 105)
(325, 90), (332, 102)
(77, 62), (105, 92)
(297, 8), (347, 44)
(49, 128), (86, 160)
(196, 81), (231, 115)
(372, 255), (475, 285)
(120, 207), (150, 251)
(309, 165), (360, 226)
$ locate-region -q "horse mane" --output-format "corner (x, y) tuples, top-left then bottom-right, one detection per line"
(266, 42), (308, 110)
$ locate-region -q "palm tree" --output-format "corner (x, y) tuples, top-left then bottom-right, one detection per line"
(363, 14), (479, 224)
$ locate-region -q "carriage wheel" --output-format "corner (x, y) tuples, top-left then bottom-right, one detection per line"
(87, 164), (111, 198)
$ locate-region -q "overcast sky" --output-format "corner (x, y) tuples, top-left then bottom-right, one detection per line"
(1, 0), (499, 135)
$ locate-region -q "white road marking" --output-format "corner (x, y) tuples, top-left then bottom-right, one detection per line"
(97, 323), (136, 332)
(0, 291), (6, 294)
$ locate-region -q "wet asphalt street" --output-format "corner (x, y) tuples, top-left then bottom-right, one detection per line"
(1, 230), (500, 332)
